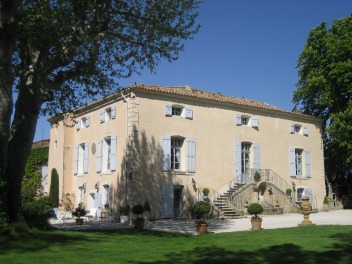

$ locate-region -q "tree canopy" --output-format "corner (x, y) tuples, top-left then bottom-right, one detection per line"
(0, 0), (201, 226)
(293, 14), (352, 183)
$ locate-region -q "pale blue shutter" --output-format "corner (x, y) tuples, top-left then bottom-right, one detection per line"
(75, 120), (81, 130)
(96, 139), (103, 172)
(110, 135), (117, 171)
(86, 116), (90, 127)
(99, 111), (105, 123)
(235, 141), (242, 183)
(185, 106), (193, 120)
(187, 138), (196, 172)
(73, 145), (79, 175)
(304, 188), (313, 203)
(251, 116), (259, 127)
(289, 148), (296, 176)
(303, 126), (308, 136)
(83, 142), (89, 173)
(111, 107), (116, 119)
(253, 143), (260, 170)
(165, 104), (172, 117)
(305, 150), (311, 178)
(290, 124), (295, 133)
(236, 115), (242, 126)
(162, 136), (171, 171)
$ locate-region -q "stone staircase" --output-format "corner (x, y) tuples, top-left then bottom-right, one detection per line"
(213, 184), (244, 219)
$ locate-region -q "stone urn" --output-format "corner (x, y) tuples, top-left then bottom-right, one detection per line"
(298, 196), (315, 226)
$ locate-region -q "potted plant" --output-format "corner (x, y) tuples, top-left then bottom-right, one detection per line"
(202, 188), (210, 201)
(72, 203), (86, 225)
(104, 203), (109, 209)
(118, 204), (130, 224)
(143, 200), (151, 222)
(132, 204), (145, 230)
(323, 196), (329, 212)
(254, 171), (261, 182)
(194, 201), (211, 235)
(247, 203), (263, 230)
(286, 188), (292, 197)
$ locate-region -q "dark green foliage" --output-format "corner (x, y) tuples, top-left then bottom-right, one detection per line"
(202, 188), (209, 194)
(247, 203), (263, 218)
(118, 205), (130, 215)
(22, 146), (49, 201)
(194, 201), (211, 218)
(323, 196), (329, 204)
(286, 188), (292, 194)
(48, 169), (59, 207)
(22, 196), (52, 230)
(72, 203), (86, 219)
(254, 171), (261, 182)
(143, 200), (151, 212)
(132, 205), (144, 215)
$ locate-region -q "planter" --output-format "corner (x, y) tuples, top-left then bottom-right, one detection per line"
(196, 223), (208, 235)
(143, 211), (150, 222)
(75, 218), (84, 225)
(134, 218), (145, 230)
(323, 204), (329, 212)
(250, 218), (262, 230)
(120, 215), (129, 224)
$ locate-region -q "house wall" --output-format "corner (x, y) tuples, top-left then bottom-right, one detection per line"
(47, 88), (326, 220)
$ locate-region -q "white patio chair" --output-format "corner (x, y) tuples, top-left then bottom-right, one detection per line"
(53, 208), (64, 222)
(85, 208), (97, 221)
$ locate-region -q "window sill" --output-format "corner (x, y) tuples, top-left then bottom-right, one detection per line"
(100, 171), (113, 176)
(74, 173), (87, 177)
(291, 176), (310, 180)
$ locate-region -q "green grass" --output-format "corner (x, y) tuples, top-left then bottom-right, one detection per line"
(1, 225), (352, 263)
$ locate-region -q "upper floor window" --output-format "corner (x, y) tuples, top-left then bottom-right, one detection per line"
(236, 114), (259, 127)
(74, 142), (89, 175)
(289, 148), (311, 178)
(290, 123), (308, 136)
(75, 116), (90, 130)
(100, 107), (116, 123)
(165, 103), (193, 120)
(171, 138), (182, 170)
(97, 135), (117, 173)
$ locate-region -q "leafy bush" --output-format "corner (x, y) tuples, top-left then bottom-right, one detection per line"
(286, 188), (292, 194)
(247, 203), (263, 219)
(143, 200), (151, 212)
(323, 196), (329, 204)
(118, 205), (130, 215)
(132, 204), (144, 215)
(22, 196), (52, 230)
(72, 203), (86, 218)
(194, 201), (211, 218)
(49, 168), (59, 207)
(202, 188), (209, 194)
(254, 171), (261, 182)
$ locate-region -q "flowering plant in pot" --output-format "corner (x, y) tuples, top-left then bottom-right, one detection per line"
(132, 204), (145, 230)
(247, 203), (263, 230)
(194, 201), (211, 235)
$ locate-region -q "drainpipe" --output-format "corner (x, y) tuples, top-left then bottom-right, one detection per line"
(121, 90), (132, 224)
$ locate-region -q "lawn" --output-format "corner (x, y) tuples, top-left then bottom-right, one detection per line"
(1, 225), (352, 264)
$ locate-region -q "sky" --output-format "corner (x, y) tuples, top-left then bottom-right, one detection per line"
(33, 0), (352, 142)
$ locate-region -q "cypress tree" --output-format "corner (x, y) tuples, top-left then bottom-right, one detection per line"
(49, 169), (59, 207)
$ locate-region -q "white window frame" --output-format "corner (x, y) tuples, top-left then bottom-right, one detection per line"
(102, 137), (112, 172)
(81, 116), (90, 128)
(74, 142), (89, 175)
(295, 149), (303, 176)
(165, 103), (193, 120)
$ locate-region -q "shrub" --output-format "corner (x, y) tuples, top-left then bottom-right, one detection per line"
(194, 201), (211, 218)
(132, 204), (144, 215)
(72, 203), (86, 218)
(49, 168), (59, 207)
(286, 188), (292, 194)
(247, 203), (263, 219)
(22, 196), (52, 230)
(143, 200), (151, 212)
(118, 205), (130, 215)
(323, 196), (329, 204)
(202, 188), (209, 194)
(254, 171), (261, 182)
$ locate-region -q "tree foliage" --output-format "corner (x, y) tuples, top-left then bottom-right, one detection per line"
(49, 168), (59, 207)
(293, 14), (352, 183)
(0, 0), (201, 225)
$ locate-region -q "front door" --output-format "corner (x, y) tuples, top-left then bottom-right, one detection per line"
(161, 185), (174, 218)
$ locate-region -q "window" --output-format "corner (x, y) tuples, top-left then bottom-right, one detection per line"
(102, 184), (110, 206)
(165, 104), (193, 119)
(81, 117), (90, 128)
(162, 136), (195, 172)
(100, 107), (116, 123)
(74, 142), (89, 175)
(97, 135), (117, 172)
(290, 124), (308, 136)
(236, 114), (259, 127)
(235, 142), (260, 184)
(241, 143), (251, 175)
(241, 117), (249, 126)
(290, 148), (311, 177)
(297, 188), (304, 202)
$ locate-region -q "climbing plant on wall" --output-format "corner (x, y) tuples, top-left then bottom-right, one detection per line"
(22, 146), (49, 202)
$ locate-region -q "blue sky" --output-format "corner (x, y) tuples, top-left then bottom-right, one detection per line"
(33, 0), (352, 141)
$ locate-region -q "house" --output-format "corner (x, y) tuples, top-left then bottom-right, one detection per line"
(47, 84), (326, 219)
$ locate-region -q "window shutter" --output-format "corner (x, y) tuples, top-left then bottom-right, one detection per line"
(251, 116), (259, 127)
(111, 107), (116, 119)
(236, 114), (242, 126)
(303, 126), (308, 136)
(110, 135), (117, 171)
(73, 145), (79, 175)
(99, 111), (105, 123)
(75, 120), (81, 131)
(86, 117), (90, 127)
(290, 124), (295, 134)
(83, 142), (89, 173)
(165, 104), (172, 117)
(185, 106), (193, 120)
(289, 148), (296, 176)
(96, 139), (103, 172)
(235, 141), (242, 183)
(162, 136), (171, 171)
(253, 143), (260, 170)
(304, 187), (313, 203)
(305, 149), (311, 178)
(187, 138), (196, 172)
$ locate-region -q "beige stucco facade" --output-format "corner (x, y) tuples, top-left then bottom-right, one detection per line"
(48, 85), (325, 220)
